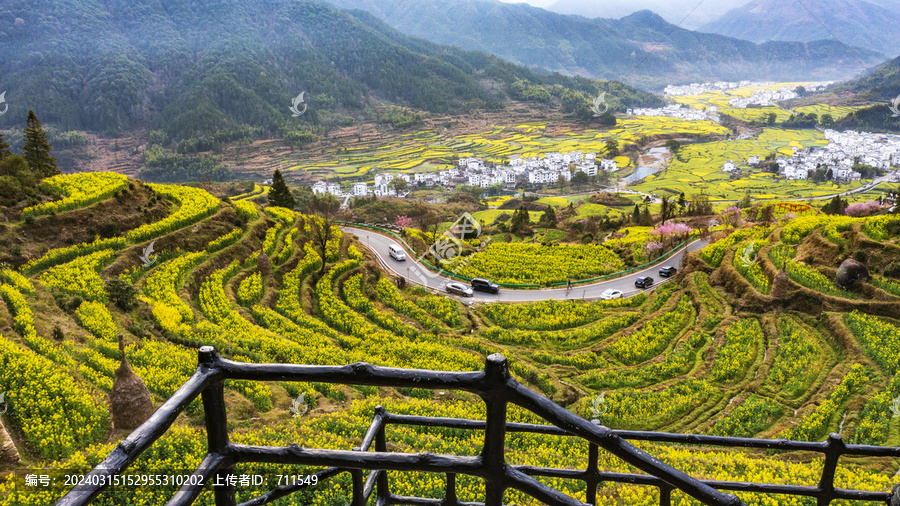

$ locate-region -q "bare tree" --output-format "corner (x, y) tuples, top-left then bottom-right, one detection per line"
(307, 193), (340, 274)
(416, 208), (444, 259)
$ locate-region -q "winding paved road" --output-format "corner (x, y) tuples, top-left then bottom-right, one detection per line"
(342, 226), (708, 303)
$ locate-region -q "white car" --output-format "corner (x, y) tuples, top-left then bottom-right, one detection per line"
(388, 244), (406, 261)
(600, 289), (623, 300)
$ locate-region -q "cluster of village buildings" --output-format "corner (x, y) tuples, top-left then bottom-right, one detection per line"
(721, 129), (900, 180)
(727, 87), (798, 108)
(663, 81), (772, 96)
(311, 151), (620, 197)
(627, 103), (717, 122)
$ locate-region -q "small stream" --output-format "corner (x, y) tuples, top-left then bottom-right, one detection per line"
(622, 166), (661, 182)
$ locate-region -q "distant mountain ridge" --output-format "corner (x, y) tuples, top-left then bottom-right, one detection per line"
(547, 0), (750, 30)
(0, 0), (660, 145)
(322, 0), (885, 88)
(699, 0), (900, 58)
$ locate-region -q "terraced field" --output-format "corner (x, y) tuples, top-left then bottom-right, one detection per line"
(285, 118), (727, 181)
(670, 82), (861, 124)
(630, 127), (865, 201)
(1, 172), (900, 505)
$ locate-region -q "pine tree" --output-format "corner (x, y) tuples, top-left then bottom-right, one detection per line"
(539, 205), (557, 227)
(510, 205), (529, 234)
(0, 131), (11, 161)
(660, 196), (672, 223)
(22, 110), (59, 178)
(267, 169), (296, 209)
(632, 204), (640, 223)
(640, 205), (652, 226)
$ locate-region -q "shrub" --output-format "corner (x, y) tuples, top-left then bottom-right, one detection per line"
(106, 278), (138, 311)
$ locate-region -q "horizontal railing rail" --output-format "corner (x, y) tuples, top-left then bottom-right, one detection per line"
(55, 348), (897, 506)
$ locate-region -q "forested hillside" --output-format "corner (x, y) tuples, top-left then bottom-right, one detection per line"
(0, 0), (661, 155)
(833, 56), (900, 132)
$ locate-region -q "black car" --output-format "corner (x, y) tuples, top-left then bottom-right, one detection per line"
(634, 276), (654, 289)
(659, 266), (677, 278)
(471, 277), (500, 294)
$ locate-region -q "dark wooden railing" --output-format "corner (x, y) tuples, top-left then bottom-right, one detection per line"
(56, 347), (898, 506)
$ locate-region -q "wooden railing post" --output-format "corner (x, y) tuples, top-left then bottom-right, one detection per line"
(482, 354), (510, 506)
(375, 406), (391, 504)
(351, 447), (365, 506)
(586, 440), (599, 505)
(659, 485), (673, 506)
(816, 433), (845, 506)
(446, 473), (459, 506)
(199, 347), (235, 506)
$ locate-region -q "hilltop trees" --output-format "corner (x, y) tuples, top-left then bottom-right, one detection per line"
(510, 206), (531, 234)
(0, 155), (35, 202)
(0, 111), (61, 203)
(22, 110), (59, 179)
(685, 193), (714, 217)
(604, 139), (620, 157)
(659, 196), (676, 223)
(665, 139), (682, 154)
(267, 170), (296, 209)
(0, 131), (11, 160)
(539, 206), (557, 228)
(571, 170), (589, 187)
(822, 196), (848, 215)
(388, 177), (408, 194)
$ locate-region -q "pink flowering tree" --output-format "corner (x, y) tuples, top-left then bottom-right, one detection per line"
(723, 206), (741, 226)
(397, 215), (413, 229)
(650, 222), (692, 241)
(644, 240), (665, 258)
(845, 200), (884, 217)
(646, 222), (692, 258)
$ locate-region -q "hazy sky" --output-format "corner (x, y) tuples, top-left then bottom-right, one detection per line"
(498, 0), (753, 29)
